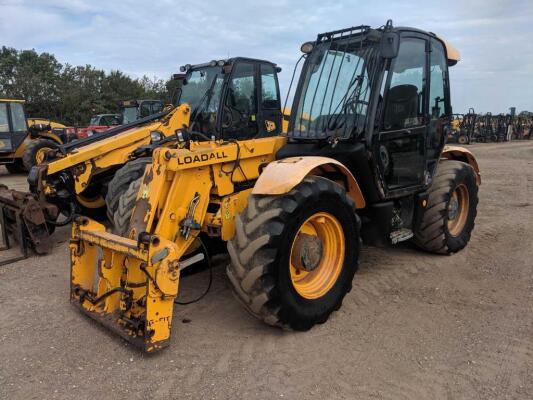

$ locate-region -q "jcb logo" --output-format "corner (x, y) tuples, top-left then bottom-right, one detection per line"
(265, 120), (276, 133)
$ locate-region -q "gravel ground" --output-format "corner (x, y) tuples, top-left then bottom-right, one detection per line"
(0, 141), (532, 400)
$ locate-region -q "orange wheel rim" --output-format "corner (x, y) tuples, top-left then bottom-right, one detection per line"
(447, 183), (469, 237)
(35, 147), (52, 164)
(289, 212), (345, 300)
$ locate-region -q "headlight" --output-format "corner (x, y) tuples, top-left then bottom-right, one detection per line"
(301, 41), (314, 54)
(150, 131), (163, 143)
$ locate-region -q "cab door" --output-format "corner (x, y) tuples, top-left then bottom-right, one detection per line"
(374, 36), (429, 194)
(220, 61), (259, 140)
(257, 63), (282, 137)
(426, 38), (451, 179)
(0, 102), (27, 155)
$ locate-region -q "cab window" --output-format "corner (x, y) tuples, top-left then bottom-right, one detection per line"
(429, 41), (448, 119)
(10, 103), (27, 132)
(224, 62), (257, 138)
(260, 64), (279, 109)
(0, 104), (9, 132)
(122, 107), (137, 124)
(426, 39), (450, 174)
(383, 38), (426, 130)
(152, 102), (163, 114)
(140, 103), (151, 118)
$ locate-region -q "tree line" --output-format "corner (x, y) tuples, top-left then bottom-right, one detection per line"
(0, 46), (177, 125)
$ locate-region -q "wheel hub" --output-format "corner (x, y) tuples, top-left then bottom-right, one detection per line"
(447, 183), (470, 237)
(448, 196), (459, 220)
(289, 212), (345, 300)
(291, 233), (323, 272)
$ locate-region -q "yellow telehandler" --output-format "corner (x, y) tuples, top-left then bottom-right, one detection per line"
(70, 21), (480, 352)
(0, 99), (75, 172)
(0, 58), (283, 262)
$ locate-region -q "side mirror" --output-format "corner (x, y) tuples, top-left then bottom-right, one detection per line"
(380, 31), (400, 59)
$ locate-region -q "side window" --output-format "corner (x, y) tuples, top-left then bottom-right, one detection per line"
(260, 64), (279, 109)
(429, 41), (447, 118)
(383, 38), (426, 130)
(152, 102), (163, 114)
(224, 62), (257, 138)
(426, 39), (450, 173)
(139, 103), (151, 118)
(10, 103), (26, 132)
(0, 104), (9, 132)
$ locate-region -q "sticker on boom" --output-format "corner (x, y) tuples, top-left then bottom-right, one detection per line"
(177, 151), (229, 165)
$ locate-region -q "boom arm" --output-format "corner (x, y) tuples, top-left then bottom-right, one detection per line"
(44, 105), (192, 193)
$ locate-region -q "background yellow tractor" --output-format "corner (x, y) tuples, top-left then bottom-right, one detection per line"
(69, 21), (481, 352)
(0, 58), (283, 260)
(0, 99), (74, 173)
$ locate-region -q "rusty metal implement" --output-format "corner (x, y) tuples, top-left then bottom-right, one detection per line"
(0, 184), (58, 265)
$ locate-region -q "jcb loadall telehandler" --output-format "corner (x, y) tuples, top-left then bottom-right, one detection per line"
(70, 21), (480, 352)
(0, 58), (282, 261)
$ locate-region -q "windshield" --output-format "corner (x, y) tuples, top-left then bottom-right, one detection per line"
(89, 116), (99, 125)
(290, 38), (381, 140)
(177, 66), (224, 135)
(122, 107), (138, 124)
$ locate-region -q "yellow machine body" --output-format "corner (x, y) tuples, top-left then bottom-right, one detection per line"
(1, 99), (68, 159)
(70, 135), (287, 351)
(68, 25), (482, 353)
(29, 105), (190, 213)
(69, 130), (481, 351)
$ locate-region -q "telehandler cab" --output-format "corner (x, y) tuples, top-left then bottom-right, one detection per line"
(0, 99), (75, 172)
(70, 21), (480, 352)
(0, 58), (283, 262)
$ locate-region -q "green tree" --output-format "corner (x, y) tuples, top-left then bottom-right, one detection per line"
(0, 46), (174, 126)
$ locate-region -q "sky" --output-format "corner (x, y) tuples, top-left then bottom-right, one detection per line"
(1, 0), (532, 114)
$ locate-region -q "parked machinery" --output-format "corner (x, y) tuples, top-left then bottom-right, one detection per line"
(448, 108), (476, 144)
(0, 99), (77, 173)
(513, 114), (533, 140)
(473, 112), (497, 142)
(69, 22), (480, 352)
(0, 58), (283, 261)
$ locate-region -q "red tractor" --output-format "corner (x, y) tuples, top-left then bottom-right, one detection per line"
(76, 100), (164, 139)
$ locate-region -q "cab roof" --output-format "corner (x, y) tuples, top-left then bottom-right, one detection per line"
(314, 23), (460, 66)
(0, 99), (25, 103)
(181, 57), (278, 73)
(395, 26), (460, 66)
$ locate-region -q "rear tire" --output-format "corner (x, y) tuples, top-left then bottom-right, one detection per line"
(105, 157), (151, 222)
(227, 176), (360, 331)
(4, 160), (25, 174)
(22, 139), (60, 170)
(412, 160), (478, 254)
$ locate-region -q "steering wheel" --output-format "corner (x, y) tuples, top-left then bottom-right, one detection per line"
(222, 105), (247, 129)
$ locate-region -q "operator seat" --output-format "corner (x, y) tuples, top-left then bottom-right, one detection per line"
(383, 84), (419, 130)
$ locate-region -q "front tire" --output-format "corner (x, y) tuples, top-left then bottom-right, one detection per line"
(22, 139), (60, 170)
(112, 177), (141, 235)
(105, 157), (152, 222)
(4, 160), (25, 174)
(227, 176), (360, 331)
(413, 160), (478, 254)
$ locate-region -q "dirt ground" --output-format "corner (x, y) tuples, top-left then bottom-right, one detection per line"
(0, 141), (532, 400)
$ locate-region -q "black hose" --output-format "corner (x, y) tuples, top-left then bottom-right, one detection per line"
(174, 239), (213, 305)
